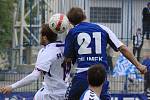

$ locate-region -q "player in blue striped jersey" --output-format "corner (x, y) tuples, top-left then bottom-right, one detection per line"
(63, 7), (147, 100)
(80, 64), (106, 100)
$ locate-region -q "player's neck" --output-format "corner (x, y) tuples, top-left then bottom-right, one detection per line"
(89, 85), (102, 97)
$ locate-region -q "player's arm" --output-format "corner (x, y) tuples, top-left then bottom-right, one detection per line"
(64, 29), (75, 59)
(0, 68), (41, 94)
(63, 29), (76, 66)
(118, 45), (147, 74)
(100, 24), (147, 74)
(62, 29), (76, 80)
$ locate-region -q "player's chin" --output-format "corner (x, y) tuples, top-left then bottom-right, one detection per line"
(40, 42), (46, 46)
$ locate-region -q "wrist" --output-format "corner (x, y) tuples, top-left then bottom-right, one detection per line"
(136, 63), (142, 68)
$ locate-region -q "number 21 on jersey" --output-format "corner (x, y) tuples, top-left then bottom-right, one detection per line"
(77, 32), (101, 54)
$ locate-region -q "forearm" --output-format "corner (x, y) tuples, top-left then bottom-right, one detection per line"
(119, 45), (141, 69)
(11, 69), (41, 90)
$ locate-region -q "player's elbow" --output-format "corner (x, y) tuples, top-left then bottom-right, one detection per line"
(31, 74), (39, 81)
(26, 75), (38, 84)
(29, 71), (41, 82)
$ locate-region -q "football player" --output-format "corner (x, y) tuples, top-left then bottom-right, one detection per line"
(0, 24), (67, 100)
(63, 7), (147, 100)
(80, 64), (106, 100)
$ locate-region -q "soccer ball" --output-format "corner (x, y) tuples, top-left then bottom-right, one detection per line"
(49, 13), (69, 34)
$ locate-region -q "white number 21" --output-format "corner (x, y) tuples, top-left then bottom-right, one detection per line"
(77, 32), (101, 54)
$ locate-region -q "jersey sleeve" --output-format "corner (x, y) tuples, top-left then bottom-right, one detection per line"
(35, 48), (55, 72)
(100, 24), (124, 51)
(64, 29), (76, 58)
(11, 68), (41, 89)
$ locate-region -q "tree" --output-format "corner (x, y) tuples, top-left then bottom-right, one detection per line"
(0, 0), (15, 50)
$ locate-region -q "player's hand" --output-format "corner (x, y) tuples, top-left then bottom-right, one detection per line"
(0, 86), (13, 94)
(137, 64), (147, 74)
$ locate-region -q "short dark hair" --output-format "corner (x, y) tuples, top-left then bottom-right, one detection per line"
(40, 24), (57, 43)
(87, 64), (106, 87)
(67, 7), (86, 25)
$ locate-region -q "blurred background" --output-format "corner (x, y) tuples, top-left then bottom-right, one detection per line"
(0, 0), (150, 100)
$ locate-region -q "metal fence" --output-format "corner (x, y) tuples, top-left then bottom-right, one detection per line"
(0, 72), (42, 92)
(0, 0), (149, 95)
(46, 0), (149, 43)
(4, 0), (149, 67)
(0, 72), (144, 93)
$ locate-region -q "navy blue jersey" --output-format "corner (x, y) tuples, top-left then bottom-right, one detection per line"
(64, 22), (123, 75)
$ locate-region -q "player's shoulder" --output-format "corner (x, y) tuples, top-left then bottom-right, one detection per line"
(55, 41), (64, 47)
(96, 23), (116, 36)
(95, 23), (110, 31)
(67, 27), (76, 36)
(80, 89), (100, 100)
(69, 22), (96, 32)
(48, 41), (63, 47)
(44, 42), (63, 52)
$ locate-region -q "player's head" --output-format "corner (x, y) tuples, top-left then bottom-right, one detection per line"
(40, 23), (57, 46)
(67, 7), (86, 26)
(87, 64), (106, 87)
(136, 28), (141, 34)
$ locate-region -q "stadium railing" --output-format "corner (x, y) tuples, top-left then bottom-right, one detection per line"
(0, 71), (145, 94)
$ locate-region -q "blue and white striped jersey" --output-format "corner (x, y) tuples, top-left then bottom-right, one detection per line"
(64, 22), (123, 78)
(80, 89), (100, 100)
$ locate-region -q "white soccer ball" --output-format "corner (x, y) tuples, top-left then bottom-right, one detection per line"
(49, 13), (69, 34)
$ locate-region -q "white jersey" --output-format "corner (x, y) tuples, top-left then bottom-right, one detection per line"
(35, 42), (67, 98)
(80, 89), (100, 100)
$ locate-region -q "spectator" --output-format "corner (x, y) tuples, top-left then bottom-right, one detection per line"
(80, 64), (106, 100)
(133, 28), (143, 61)
(142, 2), (150, 40)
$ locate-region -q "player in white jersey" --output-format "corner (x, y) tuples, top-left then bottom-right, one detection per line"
(80, 64), (106, 100)
(0, 24), (67, 100)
